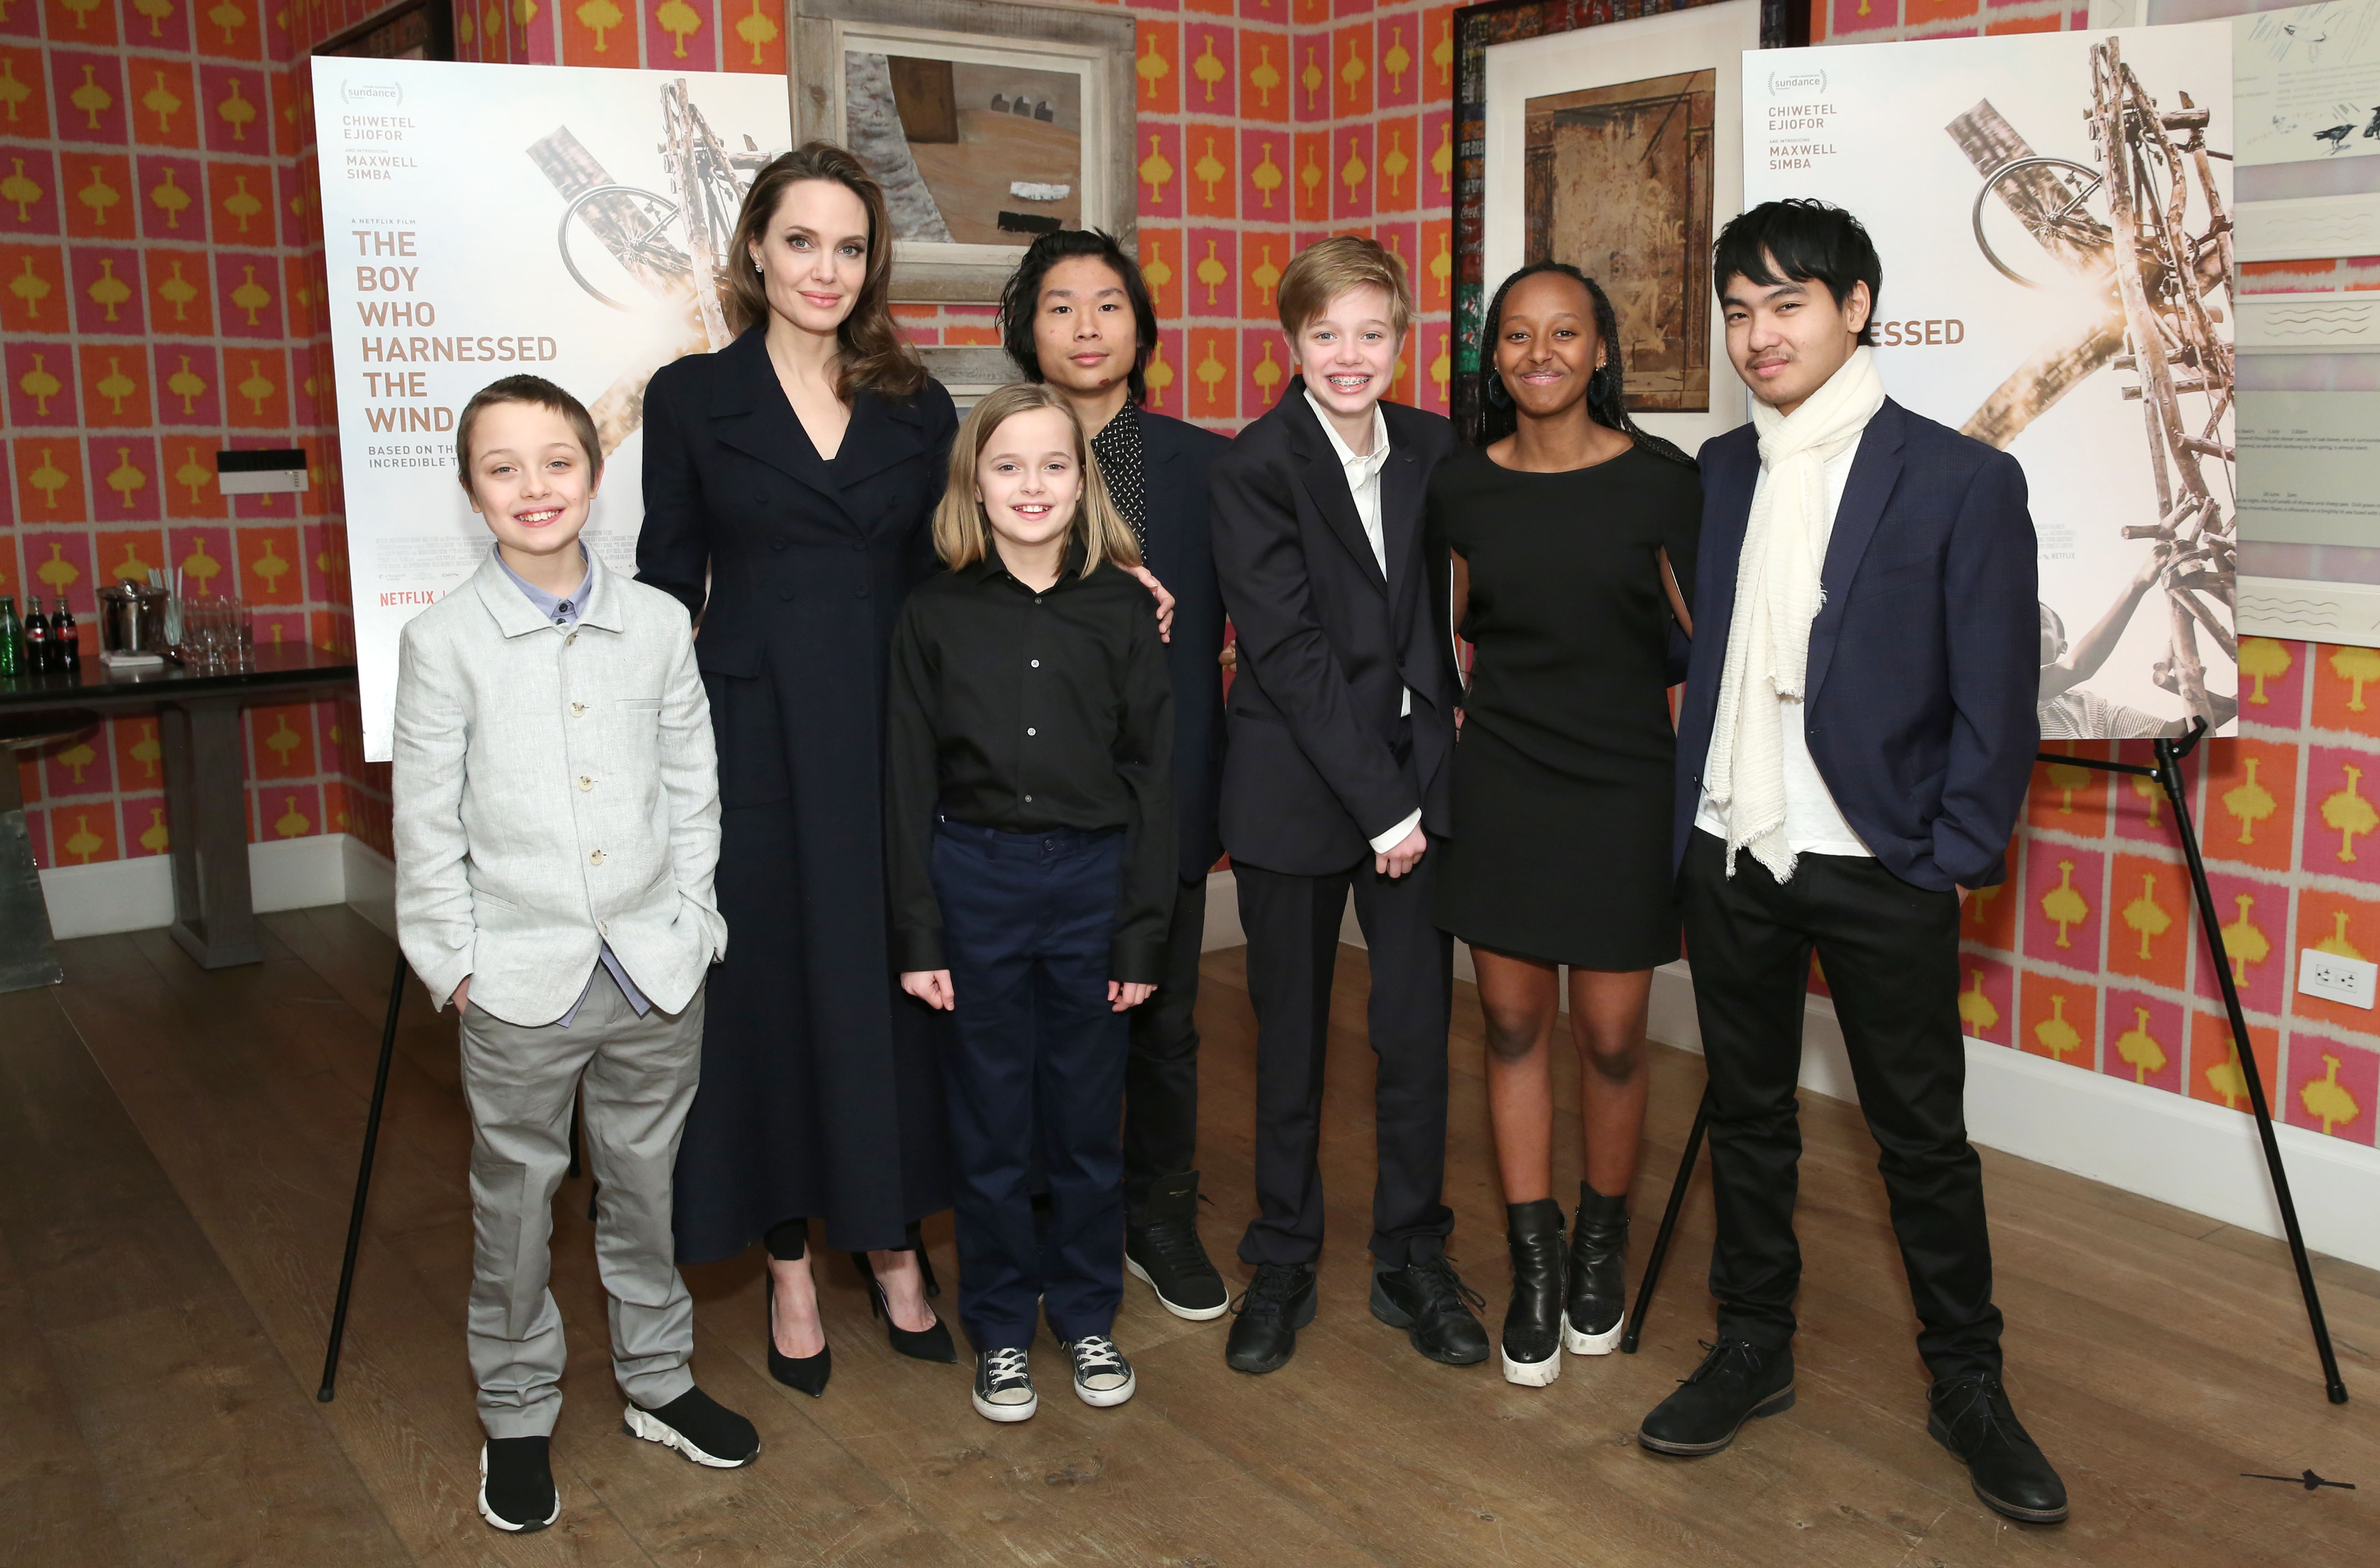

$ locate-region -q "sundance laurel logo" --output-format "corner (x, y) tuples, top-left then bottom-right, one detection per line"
(342, 80), (404, 107)
(1767, 68), (1826, 96)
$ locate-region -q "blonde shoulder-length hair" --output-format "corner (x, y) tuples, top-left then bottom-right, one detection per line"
(932, 383), (1143, 579)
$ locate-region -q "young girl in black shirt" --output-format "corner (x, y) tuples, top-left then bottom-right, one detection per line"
(887, 381), (1176, 1423)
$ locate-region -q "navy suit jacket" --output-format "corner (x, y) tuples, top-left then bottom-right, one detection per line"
(1137, 409), (1230, 881)
(1674, 398), (2039, 892)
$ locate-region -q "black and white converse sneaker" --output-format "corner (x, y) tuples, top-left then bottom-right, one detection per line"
(973, 1347), (1037, 1422)
(1063, 1334), (1137, 1407)
(623, 1386), (759, 1468)
(479, 1436), (560, 1532)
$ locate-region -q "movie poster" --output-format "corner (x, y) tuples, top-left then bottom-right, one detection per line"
(1745, 25), (2239, 739)
(310, 60), (792, 761)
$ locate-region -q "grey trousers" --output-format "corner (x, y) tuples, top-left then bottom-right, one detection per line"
(461, 966), (703, 1438)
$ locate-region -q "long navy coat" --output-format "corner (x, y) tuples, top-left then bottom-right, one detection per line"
(638, 328), (955, 1260)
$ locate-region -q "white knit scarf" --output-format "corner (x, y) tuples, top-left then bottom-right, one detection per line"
(1706, 346), (1887, 881)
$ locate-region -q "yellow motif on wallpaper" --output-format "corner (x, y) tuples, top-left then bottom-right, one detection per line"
(2043, 755), (2091, 813)
(1139, 135), (1173, 206)
(1193, 136), (1226, 205)
(37, 544), (78, 596)
(56, 0), (105, 31)
(1958, 969), (1999, 1036)
(1251, 339), (1282, 401)
(4, 157), (47, 223)
(138, 806), (169, 858)
(150, 165), (191, 231)
(87, 258), (132, 321)
(519, 0), (544, 29)
(1249, 238), (1280, 305)
(274, 794), (312, 839)
(1431, 120), (1453, 200)
(206, 0), (249, 45)
(76, 162), (120, 230)
(1428, 226), (1452, 306)
(173, 444), (212, 504)
(2332, 644), (2380, 711)
(1430, 337), (1450, 403)
(1194, 240), (1226, 306)
(2121, 872), (2171, 960)
(1248, 44), (1281, 112)
(2238, 638), (2291, 705)
(1341, 38), (1367, 96)
(1300, 143), (1324, 210)
(1144, 337), (1174, 412)
(2301, 1055), (2362, 1136)
(2315, 909), (2364, 962)
(265, 715), (304, 770)
(1248, 143), (1282, 211)
(1340, 141), (1367, 201)
(2203, 1034), (2248, 1109)
(1138, 32), (1169, 102)
(1301, 45), (1324, 115)
(129, 719), (160, 782)
(252, 536), (291, 598)
(2115, 1005), (2167, 1084)
(1382, 128), (1410, 202)
(62, 814), (104, 865)
(216, 77), (255, 143)
(231, 264), (273, 327)
(576, 0), (623, 52)
(2221, 894), (2270, 985)
(17, 351), (60, 416)
(140, 69), (184, 136)
(2322, 763), (2376, 862)
(2040, 860), (2089, 949)
(1385, 28), (1412, 99)
(95, 356), (135, 415)
(27, 447), (69, 509)
(70, 65), (112, 133)
(2032, 993), (2082, 1063)
(158, 262), (201, 325)
(734, 0), (777, 68)
(1194, 338), (1227, 407)
(11, 256), (53, 321)
(237, 356), (277, 416)
(57, 737), (97, 785)
(2129, 770), (2163, 828)
(1434, 16), (1455, 92)
(106, 447), (147, 510)
(1193, 38), (1225, 105)
(221, 174), (263, 237)
(183, 535), (222, 595)
(2218, 757), (2275, 847)
(132, 0), (174, 37)
(0, 68), (24, 135)
(656, 0), (702, 59)
(111, 540), (157, 584)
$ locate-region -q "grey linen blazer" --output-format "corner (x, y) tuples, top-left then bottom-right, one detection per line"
(393, 545), (726, 1026)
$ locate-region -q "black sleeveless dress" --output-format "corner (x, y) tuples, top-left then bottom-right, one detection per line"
(1428, 442), (1701, 970)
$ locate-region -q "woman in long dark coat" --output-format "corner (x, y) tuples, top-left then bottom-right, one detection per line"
(638, 143), (956, 1387)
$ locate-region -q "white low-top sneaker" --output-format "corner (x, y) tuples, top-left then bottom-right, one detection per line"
(973, 1346), (1037, 1422)
(1062, 1334), (1137, 1407)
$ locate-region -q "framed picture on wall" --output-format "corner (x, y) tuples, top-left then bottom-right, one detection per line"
(1452, 0), (1789, 447)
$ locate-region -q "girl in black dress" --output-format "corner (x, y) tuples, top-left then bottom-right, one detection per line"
(1427, 263), (1700, 1386)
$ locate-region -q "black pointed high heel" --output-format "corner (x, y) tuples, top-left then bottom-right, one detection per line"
(852, 1249), (957, 1364)
(765, 1277), (831, 1396)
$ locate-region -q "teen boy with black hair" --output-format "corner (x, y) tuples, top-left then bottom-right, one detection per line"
(997, 230), (1233, 1321)
(1650, 199), (2067, 1526)
(1208, 236), (1484, 1375)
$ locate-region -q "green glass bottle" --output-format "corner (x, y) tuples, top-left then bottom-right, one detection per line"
(0, 596), (23, 678)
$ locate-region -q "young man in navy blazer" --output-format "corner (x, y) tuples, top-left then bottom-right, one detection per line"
(1208, 237), (1484, 1375)
(999, 230), (1233, 1321)
(1646, 200), (2067, 1526)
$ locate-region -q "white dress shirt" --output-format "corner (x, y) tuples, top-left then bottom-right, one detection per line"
(1305, 389), (1422, 853)
(1694, 431), (1873, 862)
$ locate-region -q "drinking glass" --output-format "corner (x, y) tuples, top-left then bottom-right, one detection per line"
(230, 597), (255, 666)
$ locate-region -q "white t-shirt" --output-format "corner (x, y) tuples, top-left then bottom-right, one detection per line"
(1694, 431), (1873, 862)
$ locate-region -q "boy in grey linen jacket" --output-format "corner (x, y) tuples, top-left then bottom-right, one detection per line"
(392, 374), (753, 1536)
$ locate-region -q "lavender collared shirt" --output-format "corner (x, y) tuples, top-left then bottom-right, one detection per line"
(494, 543), (654, 1026)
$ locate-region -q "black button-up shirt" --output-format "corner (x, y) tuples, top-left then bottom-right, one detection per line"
(887, 548), (1176, 982)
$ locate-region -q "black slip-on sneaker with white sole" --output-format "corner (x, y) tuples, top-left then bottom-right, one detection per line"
(479, 1436), (560, 1533)
(973, 1347), (1037, 1422)
(1062, 1334), (1137, 1407)
(624, 1386), (759, 1468)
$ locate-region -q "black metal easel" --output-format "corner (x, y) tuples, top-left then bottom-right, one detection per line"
(318, 950), (408, 1401)
(1620, 721), (2350, 1405)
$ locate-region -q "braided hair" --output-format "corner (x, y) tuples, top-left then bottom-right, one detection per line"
(1469, 261), (1692, 467)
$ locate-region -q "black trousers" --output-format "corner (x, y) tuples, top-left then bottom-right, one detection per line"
(1123, 875), (1208, 1210)
(1679, 831), (2004, 1381)
(1234, 843), (1454, 1268)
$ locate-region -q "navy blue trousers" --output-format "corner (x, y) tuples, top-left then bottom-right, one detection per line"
(930, 821), (1129, 1352)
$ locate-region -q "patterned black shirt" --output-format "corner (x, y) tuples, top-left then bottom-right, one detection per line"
(1089, 401), (1149, 548)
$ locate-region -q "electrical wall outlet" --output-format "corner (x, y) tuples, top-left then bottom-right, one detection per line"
(2299, 948), (2378, 1010)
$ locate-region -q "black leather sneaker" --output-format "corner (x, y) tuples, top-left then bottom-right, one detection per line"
(1225, 1262), (1317, 1374)
(1370, 1253), (1491, 1366)
(1126, 1170), (1229, 1321)
(1928, 1371), (2069, 1524)
(1638, 1339), (1795, 1456)
(478, 1436), (559, 1532)
(624, 1386), (760, 1468)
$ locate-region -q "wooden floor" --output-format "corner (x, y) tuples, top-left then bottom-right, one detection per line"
(3, 910), (2378, 1567)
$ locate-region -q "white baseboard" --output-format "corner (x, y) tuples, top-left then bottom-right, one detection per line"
(39, 832), (351, 940)
(343, 836), (396, 940)
(1202, 870), (2380, 1272)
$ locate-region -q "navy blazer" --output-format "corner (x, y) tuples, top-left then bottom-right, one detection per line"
(1674, 398), (2039, 892)
(1211, 379), (1459, 876)
(1137, 409), (1231, 882)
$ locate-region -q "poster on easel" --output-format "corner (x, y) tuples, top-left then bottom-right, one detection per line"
(311, 59), (791, 762)
(1745, 25), (2239, 739)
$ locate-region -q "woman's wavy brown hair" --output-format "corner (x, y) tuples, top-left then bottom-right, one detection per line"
(933, 383), (1141, 580)
(723, 142), (926, 401)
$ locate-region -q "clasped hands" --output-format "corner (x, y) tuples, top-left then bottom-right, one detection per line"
(902, 971), (1156, 1013)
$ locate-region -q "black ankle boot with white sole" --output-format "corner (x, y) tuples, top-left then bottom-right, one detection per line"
(974, 1347), (1037, 1422)
(623, 1386), (760, 1468)
(1501, 1199), (1566, 1386)
(479, 1436), (560, 1532)
(1564, 1182), (1629, 1357)
(1063, 1333), (1138, 1407)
